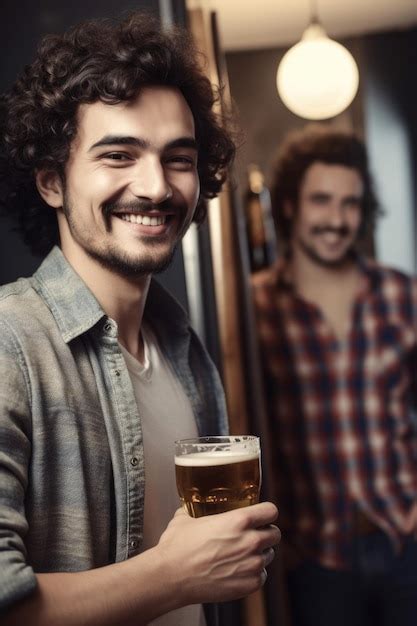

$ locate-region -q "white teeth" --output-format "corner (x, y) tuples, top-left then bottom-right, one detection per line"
(120, 214), (167, 226)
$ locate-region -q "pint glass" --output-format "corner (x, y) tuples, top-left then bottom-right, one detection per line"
(175, 436), (261, 518)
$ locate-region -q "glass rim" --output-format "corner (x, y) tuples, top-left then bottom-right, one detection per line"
(175, 435), (260, 446)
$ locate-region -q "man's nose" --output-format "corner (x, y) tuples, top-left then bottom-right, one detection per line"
(129, 157), (172, 205)
(327, 203), (346, 226)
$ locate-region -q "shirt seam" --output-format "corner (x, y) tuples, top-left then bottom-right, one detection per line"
(0, 319), (33, 409)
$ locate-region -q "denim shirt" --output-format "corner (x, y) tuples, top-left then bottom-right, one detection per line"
(0, 246), (228, 613)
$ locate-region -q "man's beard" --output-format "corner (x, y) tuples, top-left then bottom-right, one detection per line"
(297, 225), (356, 269)
(62, 195), (184, 278)
(81, 238), (178, 278)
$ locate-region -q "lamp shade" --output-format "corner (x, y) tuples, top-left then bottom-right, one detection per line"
(276, 23), (359, 120)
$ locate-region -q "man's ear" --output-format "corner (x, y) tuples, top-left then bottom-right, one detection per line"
(35, 170), (64, 209)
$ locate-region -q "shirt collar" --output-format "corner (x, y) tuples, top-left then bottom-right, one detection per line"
(32, 246), (190, 343)
(32, 246), (105, 343)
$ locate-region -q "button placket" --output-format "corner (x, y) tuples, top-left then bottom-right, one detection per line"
(102, 319), (118, 338)
(108, 339), (144, 559)
(130, 539), (138, 550)
(98, 319), (145, 562)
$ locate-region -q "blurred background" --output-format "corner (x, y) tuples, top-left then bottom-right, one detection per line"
(1, 1), (416, 624)
(218, 0), (417, 275)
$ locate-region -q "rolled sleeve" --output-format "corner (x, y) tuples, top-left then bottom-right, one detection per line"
(0, 321), (37, 610)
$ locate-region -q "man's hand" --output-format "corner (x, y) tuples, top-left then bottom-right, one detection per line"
(156, 502), (280, 605)
(2, 503), (279, 626)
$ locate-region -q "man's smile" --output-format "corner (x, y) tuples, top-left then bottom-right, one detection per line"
(119, 213), (168, 226)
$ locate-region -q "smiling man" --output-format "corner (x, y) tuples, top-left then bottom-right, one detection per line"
(48, 89), (200, 284)
(0, 12), (280, 626)
(252, 126), (417, 626)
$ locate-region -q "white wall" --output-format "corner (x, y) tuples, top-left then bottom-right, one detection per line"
(364, 79), (416, 274)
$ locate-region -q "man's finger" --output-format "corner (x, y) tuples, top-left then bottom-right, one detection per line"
(263, 547), (276, 567)
(256, 524), (281, 551)
(236, 502), (279, 529)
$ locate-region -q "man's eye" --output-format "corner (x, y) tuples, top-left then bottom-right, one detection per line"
(103, 153), (131, 161)
(345, 199), (361, 208)
(166, 156), (196, 169)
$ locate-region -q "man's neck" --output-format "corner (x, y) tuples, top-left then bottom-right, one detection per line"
(290, 245), (359, 296)
(61, 245), (150, 362)
(289, 245), (363, 343)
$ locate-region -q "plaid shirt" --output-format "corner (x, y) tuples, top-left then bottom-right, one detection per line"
(252, 256), (417, 570)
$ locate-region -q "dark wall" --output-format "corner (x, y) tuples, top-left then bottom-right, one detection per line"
(0, 1), (159, 91)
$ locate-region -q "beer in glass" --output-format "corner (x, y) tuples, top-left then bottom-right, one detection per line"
(175, 436), (261, 517)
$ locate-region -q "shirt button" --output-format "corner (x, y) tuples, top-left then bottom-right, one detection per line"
(115, 370), (121, 377)
(130, 457), (139, 467)
(103, 322), (113, 333)
(130, 539), (138, 550)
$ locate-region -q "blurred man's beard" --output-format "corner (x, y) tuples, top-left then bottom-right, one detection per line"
(297, 226), (357, 268)
(298, 239), (356, 268)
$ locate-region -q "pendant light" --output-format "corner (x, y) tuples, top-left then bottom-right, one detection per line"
(276, 0), (359, 120)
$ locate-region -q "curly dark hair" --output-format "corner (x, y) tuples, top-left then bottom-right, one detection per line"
(270, 124), (380, 244)
(0, 12), (235, 256)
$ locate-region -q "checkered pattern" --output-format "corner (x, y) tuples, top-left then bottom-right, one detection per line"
(252, 258), (417, 569)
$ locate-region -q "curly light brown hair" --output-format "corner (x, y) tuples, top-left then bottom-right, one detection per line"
(270, 124), (380, 244)
(0, 12), (235, 256)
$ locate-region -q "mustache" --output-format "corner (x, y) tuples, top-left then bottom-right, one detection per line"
(102, 199), (175, 218)
(311, 225), (351, 237)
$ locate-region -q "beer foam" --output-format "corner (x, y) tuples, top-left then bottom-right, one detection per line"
(175, 451), (259, 467)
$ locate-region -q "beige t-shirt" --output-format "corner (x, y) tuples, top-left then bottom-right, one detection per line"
(120, 323), (206, 626)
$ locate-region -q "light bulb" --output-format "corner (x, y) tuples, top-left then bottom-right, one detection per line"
(277, 23), (359, 120)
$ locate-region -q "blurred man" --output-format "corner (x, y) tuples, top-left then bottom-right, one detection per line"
(252, 125), (416, 626)
(0, 12), (280, 626)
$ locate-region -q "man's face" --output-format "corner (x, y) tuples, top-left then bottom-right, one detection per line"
(288, 162), (363, 267)
(55, 86), (200, 277)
